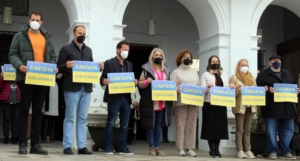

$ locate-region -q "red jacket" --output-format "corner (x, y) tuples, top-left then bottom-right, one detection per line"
(0, 78), (21, 101)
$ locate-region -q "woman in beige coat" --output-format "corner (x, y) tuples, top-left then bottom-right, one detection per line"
(229, 59), (258, 159)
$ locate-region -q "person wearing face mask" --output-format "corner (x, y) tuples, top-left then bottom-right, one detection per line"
(170, 50), (199, 157)
(200, 55), (235, 158)
(229, 59), (265, 159)
(138, 48), (172, 156)
(100, 41), (138, 155)
(8, 11), (57, 155)
(57, 25), (98, 155)
(256, 55), (300, 160)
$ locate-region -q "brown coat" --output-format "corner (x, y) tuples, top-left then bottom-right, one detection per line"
(229, 75), (257, 114)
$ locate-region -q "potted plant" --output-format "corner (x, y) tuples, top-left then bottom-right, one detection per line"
(250, 106), (268, 157)
(87, 85), (120, 152)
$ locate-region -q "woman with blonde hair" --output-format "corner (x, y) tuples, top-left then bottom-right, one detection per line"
(229, 58), (262, 159)
(171, 49), (199, 157)
(138, 48), (172, 156)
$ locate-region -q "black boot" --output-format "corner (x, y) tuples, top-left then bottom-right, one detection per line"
(208, 140), (215, 157)
(215, 149), (222, 158)
(209, 150), (216, 158)
(29, 144), (48, 155)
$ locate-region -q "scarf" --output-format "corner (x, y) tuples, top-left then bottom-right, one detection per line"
(153, 68), (165, 111)
(236, 70), (254, 86)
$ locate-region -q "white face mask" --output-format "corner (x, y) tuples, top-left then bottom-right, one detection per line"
(30, 21), (40, 30)
(120, 51), (129, 59)
(240, 66), (248, 73)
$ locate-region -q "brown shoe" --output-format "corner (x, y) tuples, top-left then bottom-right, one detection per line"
(155, 147), (165, 156)
(149, 147), (156, 156)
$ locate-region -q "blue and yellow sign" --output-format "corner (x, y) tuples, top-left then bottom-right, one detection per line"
(152, 80), (177, 101)
(274, 83), (297, 103)
(25, 61), (56, 86)
(73, 61), (100, 83)
(210, 86), (235, 107)
(3, 64), (16, 81)
(241, 86), (265, 105)
(108, 72), (135, 94)
(181, 84), (205, 106)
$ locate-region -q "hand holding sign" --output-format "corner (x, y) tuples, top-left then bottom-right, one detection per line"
(19, 65), (28, 73)
(66, 61), (74, 68)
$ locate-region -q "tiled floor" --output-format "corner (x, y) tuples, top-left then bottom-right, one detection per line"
(0, 140), (285, 161)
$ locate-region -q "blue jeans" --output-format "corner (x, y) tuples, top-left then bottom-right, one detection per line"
(105, 98), (131, 150)
(264, 118), (294, 155)
(63, 87), (91, 149)
(146, 110), (164, 147)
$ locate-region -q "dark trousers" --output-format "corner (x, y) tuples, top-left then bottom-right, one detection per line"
(1, 103), (19, 138)
(17, 81), (48, 147)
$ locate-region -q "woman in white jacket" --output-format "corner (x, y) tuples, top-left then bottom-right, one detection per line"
(200, 55), (234, 158)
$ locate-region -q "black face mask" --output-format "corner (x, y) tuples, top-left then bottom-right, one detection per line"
(183, 59), (191, 65)
(211, 63), (219, 70)
(77, 35), (85, 43)
(154, 58), (162, 64)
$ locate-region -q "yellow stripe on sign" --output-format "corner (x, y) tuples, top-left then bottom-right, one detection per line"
(108, 82), (135, 94)
(242, 96), (265, 106)
(211, 95), (235, 107)
(25, 73), (55, 86)
(73, 71), (100, 83)
(274, 93), (297, 103)
(3, 72), (16, 81)
(181, 93), (204, 106)
(152, 90), (177, 101)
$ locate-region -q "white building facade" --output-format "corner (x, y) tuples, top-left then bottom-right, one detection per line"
(1, 0), (300, 155)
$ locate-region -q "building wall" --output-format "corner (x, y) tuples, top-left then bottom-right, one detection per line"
(123, 0), (199, 71)
(0, 0), (69, 57)
(257, 5), (300, 69)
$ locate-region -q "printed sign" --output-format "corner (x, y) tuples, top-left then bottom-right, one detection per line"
(25, 61), (56, 86)
(181, 84), (205, 106)
(152, 80), (177, 101)
(274, 83), (297, 103)
(73, 61), (100, 83)
(210, 86), (235, 107)
(3, 64), (16, 81)
(108, 72), (135, 94)
(241, 86), (265, 106)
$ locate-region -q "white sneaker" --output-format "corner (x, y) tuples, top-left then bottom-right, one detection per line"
(237, 151), (248, 159)
(178, 150), (185, 156)
(186, 149), (197, 157)
(280, 154), (296, 160)
(245, 151), (256, 159)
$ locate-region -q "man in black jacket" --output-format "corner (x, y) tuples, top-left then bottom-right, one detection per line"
(57, 25), (99, 155)
(257, 55), (300, 160)
(9, 11), (56, 155)
(100, 41), (137, 155)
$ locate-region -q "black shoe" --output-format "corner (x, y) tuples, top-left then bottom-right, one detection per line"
(29, 144), (48, 155)
(163, 138), (169, 143)
(3, 137), (9, 144)
(78, 147), (92, 155)
(18, 143), (27, 154)
(215, 150), (222, 158)
(209, 150), (216, 158)
(11, 137), (18, 144)
(63, 147), (74, 155)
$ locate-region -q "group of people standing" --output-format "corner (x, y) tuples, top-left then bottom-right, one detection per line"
(2, 10), (299, 160)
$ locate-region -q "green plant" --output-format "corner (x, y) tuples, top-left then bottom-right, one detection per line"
(251, 106), (266, 133)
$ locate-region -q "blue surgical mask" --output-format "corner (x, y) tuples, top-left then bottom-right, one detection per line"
(272, 61), (281, 69)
